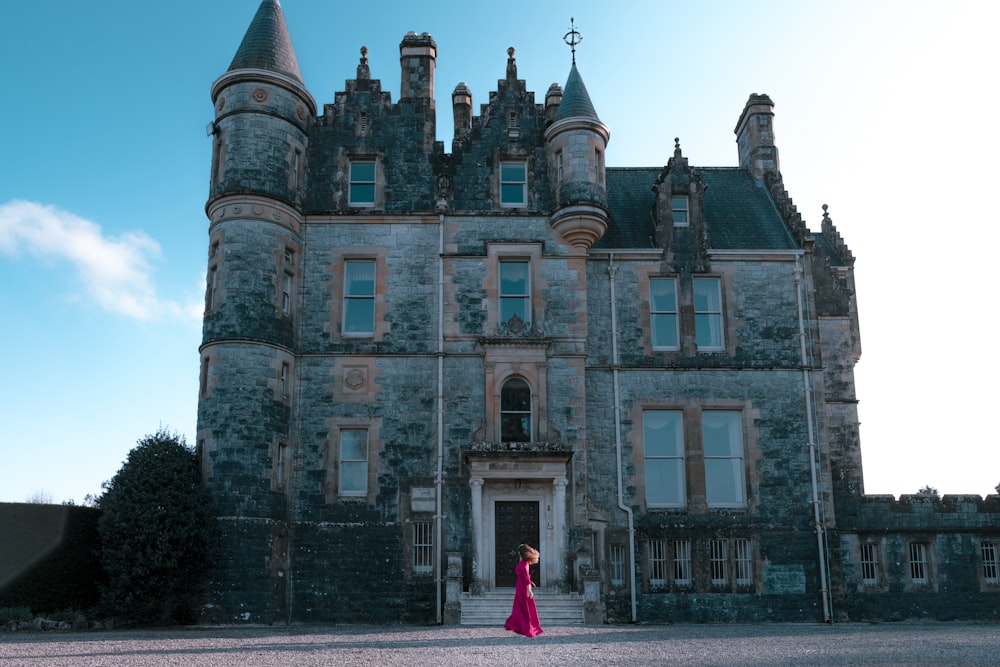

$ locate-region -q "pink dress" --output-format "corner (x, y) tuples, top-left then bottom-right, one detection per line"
(504, 559), (543, 637)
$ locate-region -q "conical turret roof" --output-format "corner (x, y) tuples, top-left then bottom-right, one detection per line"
(228, 0), (303, 83)
(554, 64), (600, 122)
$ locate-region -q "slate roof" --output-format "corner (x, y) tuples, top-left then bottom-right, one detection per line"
(229, 0), (303, 83)
(555, 65), (600, 122)
(600, 167), (799, 251)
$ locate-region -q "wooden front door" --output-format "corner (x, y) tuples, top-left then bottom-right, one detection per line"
(494, 501), (540, 588)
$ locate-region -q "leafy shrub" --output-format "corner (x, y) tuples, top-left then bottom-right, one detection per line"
(97, 429), (217, 625)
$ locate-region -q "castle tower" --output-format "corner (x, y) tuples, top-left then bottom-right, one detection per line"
(543, 60), (610, 252)
(734, 93), (779, 180)
(198, 0), (316, 619)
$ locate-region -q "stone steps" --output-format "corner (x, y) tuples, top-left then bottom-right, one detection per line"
(459, 591), (585, 626)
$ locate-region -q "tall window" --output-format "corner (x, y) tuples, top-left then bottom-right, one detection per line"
(610, 544), (626, 586)
(339, 429), (368, 497)
(413, 521), (433, 574)
(280, 362), (290, 399)
(643, 410), (685, 507)
(281, 272), (293, 316)
(909, 542), (928, 584)
(349, 160), (376, 207)
(650, 278), (679, 350)
(499, 260), (530, 324)
(556, 151), (564, 183)
(710, 539), (728, 585)
(982, 542), (999, 584)
(343, 260), (376, 336)
(703, 411), (745, 507)
(734, 538), (753, 585)
(275, 442), (288, 490)
(648, 539), (668, 587)
(500, 161), (527, 207)
(694, 277), (723, 350)
(500, 377), (531, 442)
(672, 195), (689, 226)
(207, 266), (218, 310)
(860, 542), (879, 585)
(673, 539), (692, 586)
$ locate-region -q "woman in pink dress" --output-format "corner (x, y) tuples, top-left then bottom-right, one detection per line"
(504, 543), (543, 637)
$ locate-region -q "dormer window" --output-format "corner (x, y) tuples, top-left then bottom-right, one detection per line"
(672, 196), (689, 226)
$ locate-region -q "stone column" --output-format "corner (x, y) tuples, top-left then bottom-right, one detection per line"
(554, 476), (568, 589)
(470, 477), (484, 594)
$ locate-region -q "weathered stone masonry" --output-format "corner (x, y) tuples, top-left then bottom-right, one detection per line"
(196, 0), (1000, 625)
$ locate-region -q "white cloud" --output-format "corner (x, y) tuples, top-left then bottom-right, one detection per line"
(0, 199), (199, 321)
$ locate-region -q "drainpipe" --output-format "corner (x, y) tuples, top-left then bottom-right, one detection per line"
(609, 253), (637, 622)
(435, 213), (445, 624)
(794, 256), (831, 623)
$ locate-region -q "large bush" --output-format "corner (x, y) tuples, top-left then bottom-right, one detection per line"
(97, 429), (217, 625)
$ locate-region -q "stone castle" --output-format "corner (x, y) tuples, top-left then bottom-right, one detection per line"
(197, 0), (999, 624)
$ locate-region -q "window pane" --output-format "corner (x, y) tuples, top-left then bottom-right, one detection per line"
(643, 411), (683, 457)
(703, 412), (741, 456)
(645, 459), (684, 505)
(650, 278), (677, 311)
(501, 183), (525, 205)
(351, 162), (375, 182)
(340, 430), (367, 460)
(500, 261), (529, 295)
(501, 379), (530, 411)
(694, 278), (721, 311)
(345, 261), (375, 296)
(652, 314), (678, 348)
(340, 461), (367, 493)
(501, 163), (526, 182)
(350, 183), (375, 204)
(695, 313), (723, 348)
(705, 459), (744, 505)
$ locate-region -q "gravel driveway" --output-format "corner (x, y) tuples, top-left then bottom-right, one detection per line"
(1, 622), (997, 666)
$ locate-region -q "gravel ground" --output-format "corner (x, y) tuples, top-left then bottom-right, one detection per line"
(1, 622), (998, 666)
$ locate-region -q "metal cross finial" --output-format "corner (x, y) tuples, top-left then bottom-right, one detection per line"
(563, 17), (582, 65)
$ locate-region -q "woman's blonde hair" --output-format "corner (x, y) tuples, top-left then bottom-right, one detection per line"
(518, 543), (540, 564)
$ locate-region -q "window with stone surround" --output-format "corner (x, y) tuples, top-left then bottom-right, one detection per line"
(982, 542), (999, 584)
(672, 195), (689, 226)
(672, 539), (692, 586)
(693, 277), (724, 351)
(349, 159), (376, 207)
(499, 259), (530, 326)
(710, 539), (728, 585)
(909, 542), (929, 584)
(413, 521), (433, 574)
(650, 278), (679, 350)
(860, 542), (880, 585)
(703, 410), (746, 507)
(343, 259), (376, 336)
(500, 377), (532, 443)
(610, 544), (626, 586)
(338, 429), (368, 497)
(642, 410), (686, 507)
(500, 160), (527, 207)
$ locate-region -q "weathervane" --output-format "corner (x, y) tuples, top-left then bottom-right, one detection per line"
(563, 17), (582, 65)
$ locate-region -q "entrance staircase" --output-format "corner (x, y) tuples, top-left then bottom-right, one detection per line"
(459, 590), (585, 626)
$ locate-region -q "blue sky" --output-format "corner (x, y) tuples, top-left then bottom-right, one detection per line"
(2, 0), (998, 504)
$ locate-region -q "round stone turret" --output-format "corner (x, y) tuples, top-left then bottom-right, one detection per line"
(544, 64), (610, 251)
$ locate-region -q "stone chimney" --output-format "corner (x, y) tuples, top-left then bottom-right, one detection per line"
(452, 82), (472, 138)
(399, 32), (437, 107)
(734, 93), (779, 180)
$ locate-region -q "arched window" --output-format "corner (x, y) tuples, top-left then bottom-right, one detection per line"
(500, 377), (532, 443)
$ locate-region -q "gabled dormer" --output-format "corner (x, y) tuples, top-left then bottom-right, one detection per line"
(651, 138), (708, 257)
